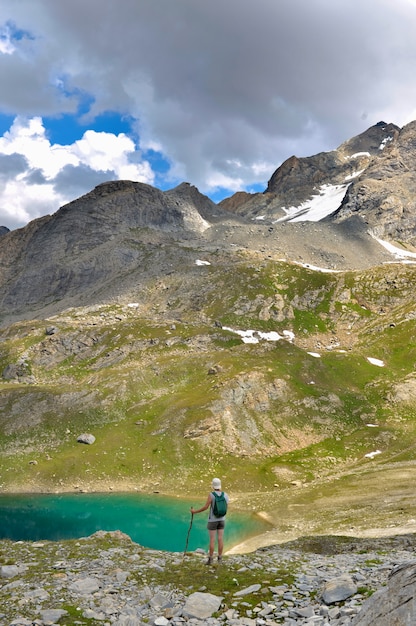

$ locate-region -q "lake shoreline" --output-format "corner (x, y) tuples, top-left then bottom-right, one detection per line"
(0, 491), (271, 554)
(3, 466), (416, 556)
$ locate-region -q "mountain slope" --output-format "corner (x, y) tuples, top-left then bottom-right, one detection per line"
(1, 122), (416, 545)
(219, 120), (416, 250)
(0, 181), (238, 322)
(2, 119), (416, 324)
(333, 121), (416, 245)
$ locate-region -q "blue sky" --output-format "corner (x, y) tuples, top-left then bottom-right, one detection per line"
(0, 1), (416, 230)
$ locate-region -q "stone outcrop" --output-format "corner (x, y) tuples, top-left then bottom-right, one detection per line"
(351, 560), (416, 625)
(0, 181), (229, 320)
(77, 433), (96, 445)
(333, 121), (416, 246)
(221, 121), (400, 221)
(219, 119), (416, 252)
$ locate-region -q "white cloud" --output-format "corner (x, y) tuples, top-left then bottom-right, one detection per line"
(0, 22), (16, 55)
(0, 117), (154, 228)
(0, 178), (58, 226)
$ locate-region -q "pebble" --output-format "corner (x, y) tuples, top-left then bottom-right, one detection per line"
(1, 530), (415, 625)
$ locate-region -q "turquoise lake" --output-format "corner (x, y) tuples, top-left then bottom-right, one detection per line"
(0, 493), (270, 552)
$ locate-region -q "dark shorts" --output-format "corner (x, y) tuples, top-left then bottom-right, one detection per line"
(207, 520), (225, 530)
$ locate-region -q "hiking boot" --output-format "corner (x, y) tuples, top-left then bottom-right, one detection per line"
(206, 556), (213, 565)
(217, 556), (223, 563)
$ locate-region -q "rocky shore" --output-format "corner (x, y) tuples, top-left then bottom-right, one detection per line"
(1, 530), (416, 625)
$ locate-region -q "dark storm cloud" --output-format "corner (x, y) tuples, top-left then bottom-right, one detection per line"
(53, 164), (115, 199)
(1, 0), (416, 195)
(24, 168), (48, 185)
(0, 152), (27, 177)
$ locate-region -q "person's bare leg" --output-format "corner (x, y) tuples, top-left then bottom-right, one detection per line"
(207, 529), (216, 562)
(217, 528), (224, 559)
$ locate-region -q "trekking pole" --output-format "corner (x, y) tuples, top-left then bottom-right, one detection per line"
(183, 511), (194, 562)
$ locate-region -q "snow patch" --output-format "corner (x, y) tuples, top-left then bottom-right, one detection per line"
(307, 352), (321, 358)
(296, 262), (341, 274)
(379, 136), (393, 150)
(275, 183), (349, 223)
(344, 169), (365, 181)
(364, 450), (382, 459)
(195, 259), (211, 266)
(367, 357), (385, 367)
(223, 326), (295, 344)
(375, 238), (416, 259)
(347, 152), (371, 159)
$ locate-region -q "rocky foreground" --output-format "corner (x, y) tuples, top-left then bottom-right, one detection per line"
(1, 531), (416, 625)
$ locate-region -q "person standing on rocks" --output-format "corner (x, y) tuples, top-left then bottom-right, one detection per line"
(191, 477), (229, 565)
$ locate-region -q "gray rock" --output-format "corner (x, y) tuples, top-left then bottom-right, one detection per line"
(69, 576), (101, 594)
(351, 560), (416, 625)
(295, 605), (316, 618)
(0, 564), (19, 578)
(182, 591), (223, 619)
(233, 583), (261, 597)
(149, 592), (171, 608)
(39, 608), (68, 623)
(321, 574), (357, 604)
(77, 433), (96, 445)
(83, 608), (106, 620)
(23, 587), (50, 601)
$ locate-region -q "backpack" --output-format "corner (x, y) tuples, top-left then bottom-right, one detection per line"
(212, 491), (227, 517)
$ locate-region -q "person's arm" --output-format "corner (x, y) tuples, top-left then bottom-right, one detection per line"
(191, 493), (212, 515)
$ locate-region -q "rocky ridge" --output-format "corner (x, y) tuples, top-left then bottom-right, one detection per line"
(220, 120), (416, 248)
(1, 121), (416, 324)
(1, 531), (416, 626)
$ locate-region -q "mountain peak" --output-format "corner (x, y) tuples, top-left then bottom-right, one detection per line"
(1, 120), (416, 322)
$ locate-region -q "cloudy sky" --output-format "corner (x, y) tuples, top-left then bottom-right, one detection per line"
(1, 0), (416, 230)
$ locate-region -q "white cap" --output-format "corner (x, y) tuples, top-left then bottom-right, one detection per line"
(212, 478), (221, 490)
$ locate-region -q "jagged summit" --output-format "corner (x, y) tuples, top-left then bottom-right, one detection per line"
(58, 179), (219, 235)
(1, 120), (416, 322)
(333, 120), (416, 244)
(220, 121), (401, 222)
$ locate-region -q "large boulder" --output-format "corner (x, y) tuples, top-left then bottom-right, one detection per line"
(182, 591), (223, 619)
(351, 560), (416, 625)
(321, 575), (357, 604)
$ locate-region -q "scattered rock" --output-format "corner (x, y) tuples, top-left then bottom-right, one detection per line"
(2, 532), (416, 625)
(182, 591), (223, 619)
(69, 576), (101, 594)
(321, 574), (358, 604)
(0, 565), (19, 578)
(233, 583), (261, 597)
(76, 433), (96, 445)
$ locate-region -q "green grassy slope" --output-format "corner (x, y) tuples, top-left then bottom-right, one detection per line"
(1, 258), (416, 537)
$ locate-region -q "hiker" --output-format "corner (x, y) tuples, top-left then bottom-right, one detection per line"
(191, 477), (229, 564)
